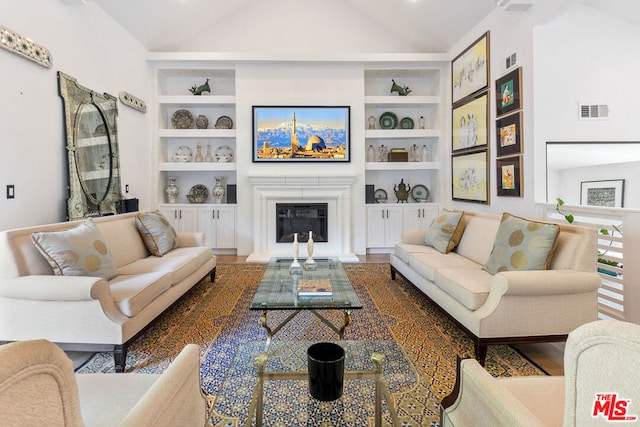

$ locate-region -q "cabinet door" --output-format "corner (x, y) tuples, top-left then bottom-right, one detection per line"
(158, 206), (197, 233)
(403, 205), (439, 230)
(198, 207), (217, 247)
(215, 206), (236, 249)
(366, 206), (387, 248)
(385, 206), (404, 247)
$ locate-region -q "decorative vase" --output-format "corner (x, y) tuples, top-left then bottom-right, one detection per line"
(418, 116), (426, 129)
(306, 230), (315, 266)
(194, 144), (204, 162)
(367, 144), (376, 162)
(378, 144), (388, 162)
(165, 176), (179, 203)
(421, 144), (430, 162)
(195, 114), (208, 129)
(213, 176), (225, 203)
(204, 144), (214, 162)
(291, 233), (300, 269)
(367, 116), (376, 129)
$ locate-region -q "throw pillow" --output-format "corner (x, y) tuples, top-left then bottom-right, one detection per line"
(483, 212), (560, 274)
(135, 211), (178, 256)
(31, 219), (118, 280)
(425, 210), (465, 254)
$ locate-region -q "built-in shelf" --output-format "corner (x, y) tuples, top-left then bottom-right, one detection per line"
(158, 129), (236, 138)
(365, 129), (439, 139)
(159, 162), (236, 171)
(365, 161), (439, 171)
(364, 95), (439, 107)
(158, 95), (236, 106)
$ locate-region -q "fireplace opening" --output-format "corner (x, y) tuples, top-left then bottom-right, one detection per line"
(276, 203), (328, 243)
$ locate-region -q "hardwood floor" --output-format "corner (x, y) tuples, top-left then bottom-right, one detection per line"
(214, 254), (564, 375)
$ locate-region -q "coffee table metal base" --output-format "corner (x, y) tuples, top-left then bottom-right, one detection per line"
(248, 350), (400, 427)
(259, 308), (352, 348)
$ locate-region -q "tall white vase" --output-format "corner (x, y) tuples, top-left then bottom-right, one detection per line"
(291, 233), (300, 269)
(213, 176), (225, 203)
(306, 230), (315, 266)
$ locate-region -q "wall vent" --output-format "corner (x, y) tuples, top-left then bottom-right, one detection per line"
(579, 104), (609, 120)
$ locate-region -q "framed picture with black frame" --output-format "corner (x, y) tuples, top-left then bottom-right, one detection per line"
(495, 111), (523, 157)
(452, 31), (490, 105)
(252, 105), (350, 162)
(496, 155), (523, 197)
(495, 67), (522, 117)
(580, 179), (625, 207)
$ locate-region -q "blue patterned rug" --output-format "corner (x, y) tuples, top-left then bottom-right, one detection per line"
(77, 263), (544, 426)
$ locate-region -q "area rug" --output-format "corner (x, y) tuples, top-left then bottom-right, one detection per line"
(77, 263), (545, 426)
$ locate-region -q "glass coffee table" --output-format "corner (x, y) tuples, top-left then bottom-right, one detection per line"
(208, 340), (417, 427)
(250, 258), (362, 347)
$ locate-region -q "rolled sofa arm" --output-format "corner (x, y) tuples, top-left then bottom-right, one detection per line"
(0, 275), (109, 301)
(400, 230), (427, 245)
(176, 232), (205, 248)
(492, 270), (602, 297)
(441, 358), (545, 427)
(121, 344), (207, 427)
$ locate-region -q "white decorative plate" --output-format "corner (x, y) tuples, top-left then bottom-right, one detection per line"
(215, 145), (234, 163)
(172, 145), (193, 162)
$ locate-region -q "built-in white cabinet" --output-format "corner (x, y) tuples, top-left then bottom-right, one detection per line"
(158, 205), (198, 233)
(367, 203), (439, 250)
(366, 205), (404, 249)
(198, 205), (236, 249)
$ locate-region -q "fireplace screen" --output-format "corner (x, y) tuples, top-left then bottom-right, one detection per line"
(276, 203), (328, 243)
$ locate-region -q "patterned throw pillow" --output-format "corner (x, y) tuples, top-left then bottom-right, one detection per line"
(425, 210), (465, 254)
(135, 211), (178, 256)
(31, 219), (118, 280)
(483, 212), (560, 274)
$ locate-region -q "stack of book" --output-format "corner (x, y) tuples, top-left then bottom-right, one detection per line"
(297, 279), (332, 297)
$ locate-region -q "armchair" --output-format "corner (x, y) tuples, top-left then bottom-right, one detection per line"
(441, 319), (640, 426)
(0, 339), (207, 426)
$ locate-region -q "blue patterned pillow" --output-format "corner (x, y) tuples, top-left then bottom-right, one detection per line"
(484, 213), (560, 274)
(425, 210), (465, 254)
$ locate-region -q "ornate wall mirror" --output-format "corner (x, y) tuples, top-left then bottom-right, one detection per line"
(58, 72), (124, 220)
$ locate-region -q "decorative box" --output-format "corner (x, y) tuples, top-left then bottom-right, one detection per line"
(388, 150), (408, 162)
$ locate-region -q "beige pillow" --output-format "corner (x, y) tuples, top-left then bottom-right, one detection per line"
(135, 211), (178, 256)
(425, 210), (465, 254)
(483, 212), (560, 274)
(31, 219), (118, 280)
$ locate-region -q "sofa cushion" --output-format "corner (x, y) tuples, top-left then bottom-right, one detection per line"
(425, 210), (465, 254)
(117, 247), (212, 286)
(455, 214), (501, 265)
(108, 272), (172, 317)
(409, 251), (483, 282)
(434, 268), (495, 310)
(394, 243), (437, 264)
(31, 219), (118, 280)
(135, 211), (178, 256)
(484, 213), (560, 275)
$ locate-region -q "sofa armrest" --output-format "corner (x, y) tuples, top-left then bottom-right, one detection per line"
(441, 358), (545, 427)
(0, 275), (109, 301)
(120, 344), (207, 427)
(493, 270), (601, 297)
(176, 232), (205, 248)
(400, 230), (426, 245)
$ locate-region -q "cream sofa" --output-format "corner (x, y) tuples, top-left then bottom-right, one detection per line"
(0, 212), (216, 372)
(441, 319), (640, 427)
(0, 339), (207, 426)
(390, 211), (601, 364)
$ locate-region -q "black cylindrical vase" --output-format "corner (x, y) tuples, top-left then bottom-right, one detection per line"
(307, 342), (345, 401)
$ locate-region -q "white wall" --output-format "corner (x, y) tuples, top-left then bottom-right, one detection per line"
(0, 0), (150, 230)
(234, 64), (366, 256)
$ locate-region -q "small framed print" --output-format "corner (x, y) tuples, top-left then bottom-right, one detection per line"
(452, 92), (489, 153)
(580, 179), (625, 207)
(452, 149), (489, 204)
(496, 111), (522, 157)
(495, 67), (522, 117)
(496, 155), (523, 197)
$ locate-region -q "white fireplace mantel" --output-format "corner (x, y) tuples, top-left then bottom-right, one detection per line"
(246, 174), (358, 262)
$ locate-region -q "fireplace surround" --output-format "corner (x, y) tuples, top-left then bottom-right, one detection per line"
(246, 175), (358, 262)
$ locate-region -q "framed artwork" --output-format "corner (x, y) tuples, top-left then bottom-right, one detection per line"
(452, 92), (489, 152)
(252, 106), (350, 162)
(495, 111), (522, 157)
(495, 67), (522, 117)
(496, 156), (523, 197)
(580, 179), (625, 207)
(452, 31), (490, 105)
(452, 149), (489, 204)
